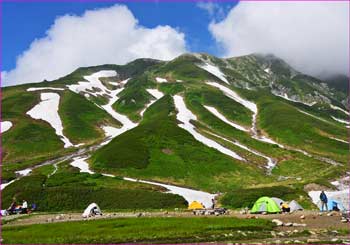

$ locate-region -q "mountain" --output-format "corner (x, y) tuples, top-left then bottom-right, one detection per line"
(1, 53), (348, 211)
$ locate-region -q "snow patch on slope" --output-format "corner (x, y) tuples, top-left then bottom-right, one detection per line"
(26, 93), (73, 148)
(204, 105), (248, 132)
(67, 157), (216, 208)
(70, 157), (95, 174)
(155, 77), (168, 83)
(198, 63), (229, 84)
(206, 82), (281, 147)
(205, 131), (276, 171)
(330, 104), (350, 116)
(1, 121), (13, 133)
(331, 116), (349, 125)
(67, 70), (117, 97)
(27, 87), (64, 91)
(68, 71), (138, 145)
(273, 92), (316, 106)
(140, 89), (164, 116)
(124, 177), (216, 208)
(329, 136), (348, 144)
(173, 95), (244, 161)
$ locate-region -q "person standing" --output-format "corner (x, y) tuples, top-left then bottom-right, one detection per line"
(320, 191), (328, 212)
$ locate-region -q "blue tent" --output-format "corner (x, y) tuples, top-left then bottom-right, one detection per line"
(319, 199), (345, 211)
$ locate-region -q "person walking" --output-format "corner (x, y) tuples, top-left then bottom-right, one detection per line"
(320, 191), (328, 212)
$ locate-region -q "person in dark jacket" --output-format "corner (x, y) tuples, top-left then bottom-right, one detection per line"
(320, 191), (328, 212)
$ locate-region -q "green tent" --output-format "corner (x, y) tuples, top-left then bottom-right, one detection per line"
(251, 196), (281, 213)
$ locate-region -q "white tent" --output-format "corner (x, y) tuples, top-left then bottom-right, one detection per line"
(82, 203), (102, 218)
(271, 197), (284, 206)
(289, 200), (303, 212)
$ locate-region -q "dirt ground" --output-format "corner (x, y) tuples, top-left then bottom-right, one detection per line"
(2, 210), (348, 229)
(2, 210), (350, 244)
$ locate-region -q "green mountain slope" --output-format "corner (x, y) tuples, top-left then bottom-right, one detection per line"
(2, 52), (348, 211)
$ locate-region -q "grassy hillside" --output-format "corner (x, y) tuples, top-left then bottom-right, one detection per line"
(1, 163), (186, 212)
(1, 87), (67, 170)
(59, 90), (121, 144)
(91, 95), (271, 192)
(2, 217), (274, 244)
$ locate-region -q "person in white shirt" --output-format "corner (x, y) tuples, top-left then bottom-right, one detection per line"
(21, 200), (28, 214)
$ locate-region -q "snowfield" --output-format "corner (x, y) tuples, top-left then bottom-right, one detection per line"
(204, 105), (248, 132)
(67, 70), (117, 97)
(70, 157), (95, 174)
(26, 93), (74, 148)
(298, 109), (331, 124)
(15, 169), (32, 176)
(68, 71), (138, 144)
(155, 77), (168, 83)
(99, 79), (138, 140)
(27, 87), (64, 91)
(146, 89), (164, 100)
(206, 131), (276, 171)
(273, 92), (316, 106)
(1, 179), (17, 190)
(207, 82), (281, 147)
(206, 82), (257, 115)
(198, 63), (229, 84)
(140, 89), (164, 116)
(330, 104), (350, 116)
(329, 136), (348, 144)
(124, 177), (216, 208)
(308, 176), (350, 211)
(331, 116), (350, 125)
(1, 121), (13, 133)
(173, 95), (244, 161)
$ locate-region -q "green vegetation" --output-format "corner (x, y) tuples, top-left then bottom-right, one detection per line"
(1, 87), (67, 170)
(112, 74), (155, 122)
(91, 96), (271, 192)
(59, 90), (121, 144)
(221, 185), (314, 209)
(2, 217), (274, 244)
(1, 163), (186, 212)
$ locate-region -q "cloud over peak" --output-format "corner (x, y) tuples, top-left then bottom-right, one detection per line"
(3, 4), (186, 86)
(209, 2), (349, 78)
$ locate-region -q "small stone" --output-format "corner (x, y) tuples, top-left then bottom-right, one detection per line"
(331, 238), (339, 242)
(294, 240), (302, 243)
(341, 218), (348, 223)
(300, 215), (305, 219)
(270, 231), (277, 237)
(284, 222), (293, 227)
(272, 219), (283, 226)
(309, 230), (316, 235)
(274, 240), (281, 244)
(307, 239), (320, 243)
(277, 232), (285, 237)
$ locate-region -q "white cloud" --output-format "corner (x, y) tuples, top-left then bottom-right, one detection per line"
(197, 2), (225, 20)
(3, 4), (187, 86)
(209, 2), (349, 77)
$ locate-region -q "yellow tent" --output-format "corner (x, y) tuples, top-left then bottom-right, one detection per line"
(188, 201), (204, 210)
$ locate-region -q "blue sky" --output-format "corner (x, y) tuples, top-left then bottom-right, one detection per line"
(3, 1), (237, 71)
(2, 1), (348, 86)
